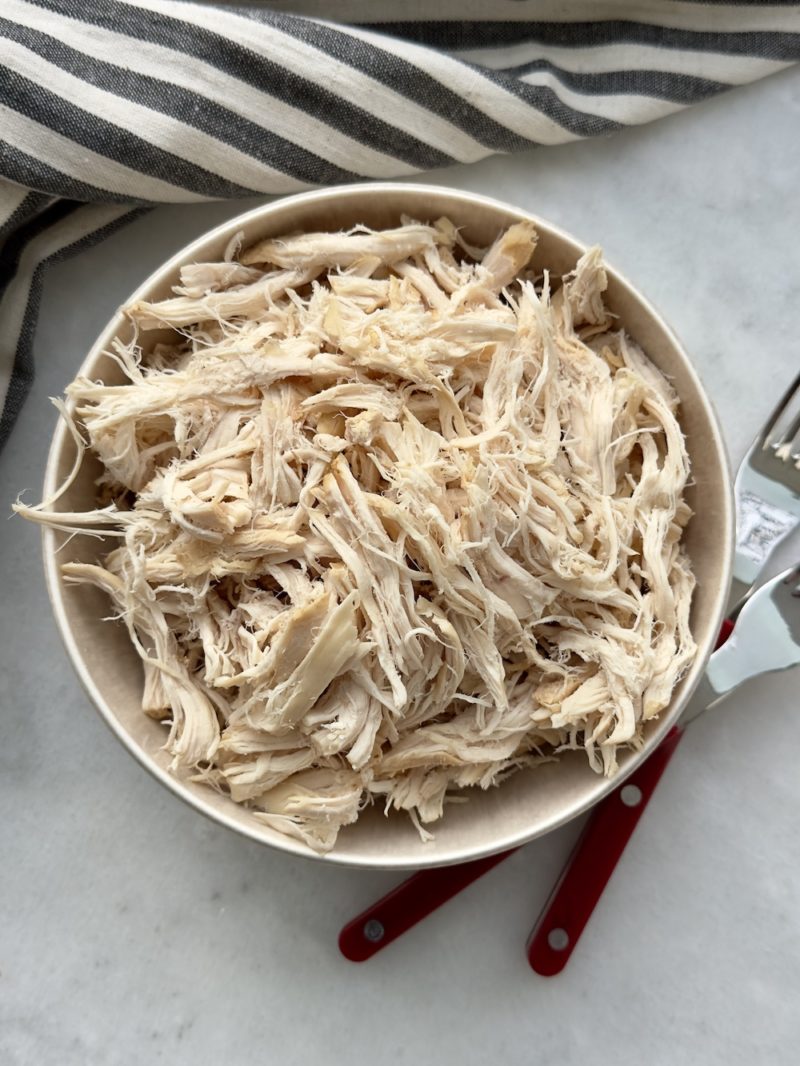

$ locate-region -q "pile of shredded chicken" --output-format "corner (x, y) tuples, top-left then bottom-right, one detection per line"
(17, 217), (696, 851)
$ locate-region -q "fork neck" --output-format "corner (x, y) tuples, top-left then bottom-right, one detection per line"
(726, 574), (755, 621)
(680, 670), (727, 727)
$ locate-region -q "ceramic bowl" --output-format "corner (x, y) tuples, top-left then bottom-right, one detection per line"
(42, 184), (733, 868)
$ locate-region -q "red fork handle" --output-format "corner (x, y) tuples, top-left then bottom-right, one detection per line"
(527, 725), (684, 975)
(338, 848), (517, 961)
(341, 725), (680, 969)
(527, 616), (735, 975)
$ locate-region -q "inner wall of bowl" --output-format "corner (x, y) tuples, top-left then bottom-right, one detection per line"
(46, 186), (731, 867)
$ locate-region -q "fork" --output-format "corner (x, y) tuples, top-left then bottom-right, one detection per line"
(527, 371), (800, 973)
(338, 371), (800, 965)
(527, 562), (800, 974)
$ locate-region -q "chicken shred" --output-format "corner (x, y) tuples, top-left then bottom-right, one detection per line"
(16, 217), (696, 852)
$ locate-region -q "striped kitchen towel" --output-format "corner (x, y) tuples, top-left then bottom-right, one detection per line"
(1, 0), (799, 449)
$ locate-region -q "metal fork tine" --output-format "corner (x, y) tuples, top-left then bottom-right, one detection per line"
(785, 563), (800, 592)
(759, 368), (800, 449)
(773, 407), (800, 462)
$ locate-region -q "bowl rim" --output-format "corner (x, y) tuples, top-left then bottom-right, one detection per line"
(41, 182), (734, 869)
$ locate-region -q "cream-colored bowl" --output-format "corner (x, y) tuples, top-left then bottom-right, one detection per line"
(42, 184), (733, 868)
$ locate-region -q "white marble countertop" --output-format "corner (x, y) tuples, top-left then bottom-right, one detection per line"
(2, 66), (800, 1066)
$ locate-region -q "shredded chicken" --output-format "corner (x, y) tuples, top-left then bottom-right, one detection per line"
(16, 216), (696, 852)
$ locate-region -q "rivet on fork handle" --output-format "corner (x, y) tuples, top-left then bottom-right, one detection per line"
(338, 849), (517, 961)
(526, 726), (684, 976)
